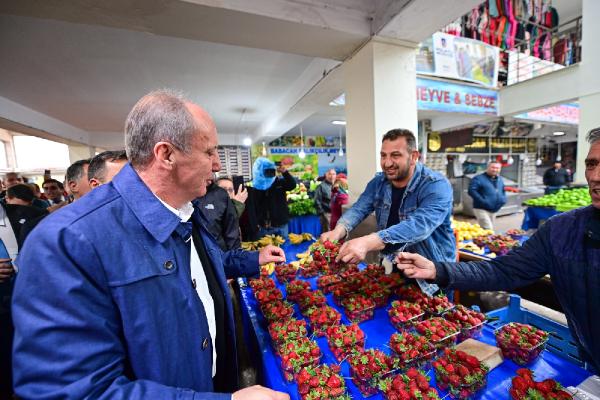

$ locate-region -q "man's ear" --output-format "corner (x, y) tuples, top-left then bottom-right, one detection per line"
(67, 180), (78, 194)
(153, 142), (175, 169)
(89, 178), (101, 189)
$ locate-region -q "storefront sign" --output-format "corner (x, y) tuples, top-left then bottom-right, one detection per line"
(417, 33), (500, 88)
(514, 103), (579, 125)
(416, 77), (498, 115)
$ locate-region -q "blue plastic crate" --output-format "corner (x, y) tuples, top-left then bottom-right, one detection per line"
(487, 294), (590, 370)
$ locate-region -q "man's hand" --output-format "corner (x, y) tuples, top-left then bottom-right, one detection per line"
(320, 226), (345, 243)
(258, 245), (286, 265)
(0, 258), (14, 282)
(336, 233), (384, 264)
(232, 385), (290, 400)
(395, 252), (436, 280)
(233, 185), (248, 204)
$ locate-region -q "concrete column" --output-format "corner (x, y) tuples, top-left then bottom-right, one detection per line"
(343, 38), (418, 198)
(68, 144), (95, 164)
(576, 0), (600, 182)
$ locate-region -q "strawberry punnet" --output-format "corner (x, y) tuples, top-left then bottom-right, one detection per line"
(275, 263), (298, 284)
(316, 274), (342, 293)
(509, 368), (572, 399)
(304, 305), (342, 336)
(254, 288), (283, 305)
(389, 332), (436, 370)
(495, 322), (549, 365)
(268, 318), (308, 352)
(298, 290), (327, 312)
(432, 348), (489, 399)
(414, 317), (460, 349)
(296, 364), (350, 400)
(326, 324), (366, 362)
(348, 349), (392, 397)
(444, 304), (486, 341)
(388, 300), (425, 330)
(285, 280), (311, 303)
(279, 337), (322, 382)
(341, 295), (376, 323)
(359, 281), (391, 308)
(378, 368), (441, 400)
(248, 277), (276, 291)
(261, 300), (294, 323)
(415, 294), (454, 315)
(397, 284), (427, 302)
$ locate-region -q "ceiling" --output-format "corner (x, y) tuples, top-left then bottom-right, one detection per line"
(0, 0), (495, 149)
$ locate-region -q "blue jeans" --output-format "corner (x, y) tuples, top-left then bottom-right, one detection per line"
(258, 224), (289, 240)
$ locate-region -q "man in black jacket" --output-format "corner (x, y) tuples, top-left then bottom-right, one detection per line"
(543, 161), (570, 194)
(250, 157), (296, 239)
(196, 181), (241, 251)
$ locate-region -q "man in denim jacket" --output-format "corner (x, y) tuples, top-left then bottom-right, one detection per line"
(321, 129), (455, 264)
(396, 128), (600, 372)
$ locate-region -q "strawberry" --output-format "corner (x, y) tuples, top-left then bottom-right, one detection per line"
(509, 369), (570, 400)
(341, 295), (375, 323)
(304, 305), (341, 336)
(495, 322), (549, 365)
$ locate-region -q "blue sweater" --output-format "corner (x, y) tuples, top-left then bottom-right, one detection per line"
(468, 173), (506, 212)
(435, 206), (600, 372)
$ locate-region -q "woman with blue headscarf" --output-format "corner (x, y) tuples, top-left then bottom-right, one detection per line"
(249, 157), (297, 239)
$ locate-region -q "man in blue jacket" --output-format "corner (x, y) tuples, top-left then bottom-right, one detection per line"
(395, 127), (600, 372)
(468, 160), (506, 230)
(321, 129), (455, 265)
(11, 90), (289, 400)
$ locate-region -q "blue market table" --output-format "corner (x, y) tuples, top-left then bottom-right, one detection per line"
(239, 242), (592, 400)
(521, 206), (561, 230)
(288, 215), (321, 237)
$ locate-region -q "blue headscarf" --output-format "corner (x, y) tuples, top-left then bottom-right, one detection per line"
(252, 157), (276, 190)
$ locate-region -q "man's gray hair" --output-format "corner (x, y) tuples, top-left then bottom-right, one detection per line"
(587, 127), (600, 145)
(125, 90), (197, 168)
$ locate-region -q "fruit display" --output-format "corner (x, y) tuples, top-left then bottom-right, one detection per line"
(341, 295), (376, 323)
(388, 332), (436, 370)
(248, 277), (276, 291)
(296, 364), (350, 400)
(444, 305), (486, 341)
(298, 290), (327, 312)
(310, 240), (341, 264)
(509, 368), (572, 399)
(388, 300), (424, 330)
(316, 274), (342, 293)
(304, 305), (342, 336)
(524, 187), (591, 211)
(414, 317), (460, 348)
(378, 368), (441, 400)
(458, 241), (487, 256)
(275, 263), (298, 283)
(415, 294), (454, 316)
(452, 219), (494, 241)
(397, 284), (427, 302)
(473, 234), (520, 256)
(241, 234), (286, 251)
(289, 232), (315, 245)
(285, 280), (311, 303)
(254, 287), (283, 305)
(495, 322), (549, 365)
(261, 300), (295, 322)
(348, 349), (392, 396)
(326, 324), (366, 363)
(360, 281), (391, 308)
(432, 348), (489, 399)
(269, 318), (308, 351)
(279, 337), (322, 381)
(506, 228), (526, 238)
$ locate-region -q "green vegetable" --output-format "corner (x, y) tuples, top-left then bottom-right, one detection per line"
(288, 198), (317, 216)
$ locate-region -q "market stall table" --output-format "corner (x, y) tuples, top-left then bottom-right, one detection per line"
(239, 241), (591, 400)
(288, 215), (321, 237)
(521, 206), (561, 230)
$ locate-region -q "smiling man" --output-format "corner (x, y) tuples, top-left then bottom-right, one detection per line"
(12, 90), (288, 400)
(395, 128), (600, 372)
(320, 129), (455, 265)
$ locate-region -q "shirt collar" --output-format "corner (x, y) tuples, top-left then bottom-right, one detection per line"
(155, 196), (194, 222)
(111, 163), (190, 243)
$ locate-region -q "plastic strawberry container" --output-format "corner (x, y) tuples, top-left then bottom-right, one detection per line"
(458, 320), (485, 342)
(281, 353), (321, 382)
(495, 335), (548, 365)
(434, 368), (488, 399)
(345, 304), (375, 323)
(350, 373), (380, 397)
(388, 311), (425, 331)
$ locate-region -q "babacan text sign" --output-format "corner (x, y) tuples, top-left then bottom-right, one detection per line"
(416, 77), (498, 116)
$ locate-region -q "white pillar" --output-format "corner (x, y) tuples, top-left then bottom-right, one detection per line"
(68, 144), (95, 164)
(343, 38), (418, 197)
(576, 0), (600, 183)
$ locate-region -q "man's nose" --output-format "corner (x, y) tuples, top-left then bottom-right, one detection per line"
(212, 157), (221, 172)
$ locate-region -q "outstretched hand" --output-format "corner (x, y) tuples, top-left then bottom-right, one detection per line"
(258, 245), (286, 265)
(395, 252), (437, 280)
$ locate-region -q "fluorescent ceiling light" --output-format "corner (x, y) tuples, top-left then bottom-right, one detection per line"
(553, 131), (566, 136)
(329, 93), (346, 107)
(331, 120), (346, 125)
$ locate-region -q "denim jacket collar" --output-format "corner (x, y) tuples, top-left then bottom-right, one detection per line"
(112, 163), (182, 243)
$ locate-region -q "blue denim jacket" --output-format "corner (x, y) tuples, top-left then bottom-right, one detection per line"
(338, 163), (456, 262)
(12, 163), (258, 399)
